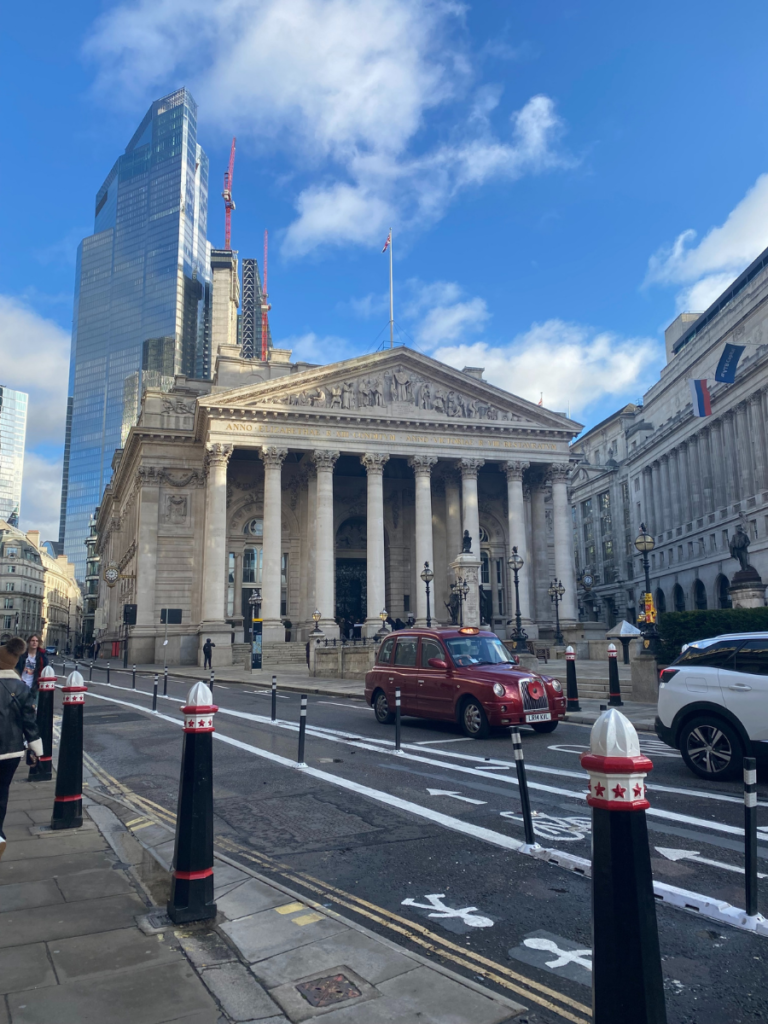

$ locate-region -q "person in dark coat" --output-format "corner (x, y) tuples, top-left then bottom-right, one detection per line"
(1, 637), (42, 857)
(15, 634), (48, 698)
(203, 638), (215, 669)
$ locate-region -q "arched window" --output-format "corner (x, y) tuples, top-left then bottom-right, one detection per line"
(716, 574), (732, 609)
(694, 579), (707, 610)
(243, 518), (263, 537)
(655, 588), (666, 614)
(673, 583), (685, 613)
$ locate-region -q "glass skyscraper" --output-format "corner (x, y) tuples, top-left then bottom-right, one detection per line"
(0, 386), (28, 524)
(61, 88), (211, 576)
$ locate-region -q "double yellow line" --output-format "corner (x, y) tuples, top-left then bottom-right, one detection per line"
(83, 751), (591, 1024)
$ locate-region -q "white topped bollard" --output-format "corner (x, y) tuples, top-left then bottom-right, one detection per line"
(167, 681), (218, 924)
(581, 709), (666, 1023)
(565, 645), (580, 712)
(30, 664), (57, 782)
(51, 670), (87, 829)
(607, 642), (623, 706)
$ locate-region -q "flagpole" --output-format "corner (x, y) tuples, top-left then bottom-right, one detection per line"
(389, 227), (394, 349)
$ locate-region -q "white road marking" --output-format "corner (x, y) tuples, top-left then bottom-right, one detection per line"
(317, 701), (371, 711)
(401, 894), (493, 928)
(655, 847), (767, 877)
(524, 938), (592, 972)
(426, 789), (487, 805)
(501, 812), (591, 842)
(414, 737), (473, 745)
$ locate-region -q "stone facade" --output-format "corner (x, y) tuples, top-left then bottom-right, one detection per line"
(570, 245), (768, 623)
(94, 345), (583, 666)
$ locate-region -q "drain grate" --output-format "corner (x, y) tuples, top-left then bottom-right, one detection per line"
(296, 973), (362, 1008)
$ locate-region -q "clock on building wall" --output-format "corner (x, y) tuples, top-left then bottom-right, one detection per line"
(103, 563), (120, 587)
(581, 573), (595, 591)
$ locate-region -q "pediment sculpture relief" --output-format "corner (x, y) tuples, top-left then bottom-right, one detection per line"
(267, 366), (522, 422)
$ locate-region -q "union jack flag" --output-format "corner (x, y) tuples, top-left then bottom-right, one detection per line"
(382, 231), (391, 253)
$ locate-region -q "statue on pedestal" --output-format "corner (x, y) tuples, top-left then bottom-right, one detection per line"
(462, 530), (472, 554)
(729, 523), (751, 571)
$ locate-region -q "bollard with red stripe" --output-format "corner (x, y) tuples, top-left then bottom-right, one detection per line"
(581, 709), (666, 1024)
(607, 642), (624, 706)
(565, 645), (581, 712)
(29, 665), (57, 782)
(51, 670), (87, 829)
(167, 680), (218, 924)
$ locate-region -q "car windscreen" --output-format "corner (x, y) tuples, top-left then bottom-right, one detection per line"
(445, 636), (514, 667)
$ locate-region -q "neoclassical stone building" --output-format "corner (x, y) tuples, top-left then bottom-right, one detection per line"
(95, 341), (582, 666)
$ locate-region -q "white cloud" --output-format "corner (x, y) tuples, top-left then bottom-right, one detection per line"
(20, 452), (63, 542)
(0, 297), (70, 449)
(645, 173), (768, 312)
(432, 320), (661, 416)
(275, 331), (354, 363)
(404, 279), (490, 346)
(83, 0), (574, 256)
(0, 296), (70, 539)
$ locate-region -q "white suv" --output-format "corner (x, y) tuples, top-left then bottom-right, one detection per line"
(655, 632), (768, 781)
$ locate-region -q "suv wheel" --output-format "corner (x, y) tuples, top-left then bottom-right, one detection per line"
(680, 715), (743, 781)
(460, 698), (490, 740)
(373, 690), (395, 725)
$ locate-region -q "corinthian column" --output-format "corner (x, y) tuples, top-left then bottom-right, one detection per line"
(260, 446), (288, 641)
(409, 455), (438, 626)
(504, 461), (530, 622)
(459, 458), (485, 554)
(444, 471), (462, 567)
(313, 449), (340, 638)
(749, 393), (768, 493)
(362, 453), (389, 636)
(200, 443), (234, 666)
(550, 463), (578, 624)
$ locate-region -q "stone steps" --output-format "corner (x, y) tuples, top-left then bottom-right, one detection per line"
(262, 641), (308, 667)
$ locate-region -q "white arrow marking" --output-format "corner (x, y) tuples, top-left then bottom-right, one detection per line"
(402, 894), (493, 928)
(655, 847), (767, 878)
(426, 789), (487, 805)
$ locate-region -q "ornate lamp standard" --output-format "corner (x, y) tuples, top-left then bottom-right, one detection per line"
(548, 579), (566, 646)
(634, 523), (660, 654)
(452, 576), (470, 627)
(420, 562), (434, 628)
(507, 546), (528, 650)
(311, 608), (323, 635)
(377, 608), (389, 639)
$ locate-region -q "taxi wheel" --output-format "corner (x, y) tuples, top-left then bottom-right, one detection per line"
(460, 698), (490, 739)
(373, 689), (395, 725)
(530, 721), (558, 734)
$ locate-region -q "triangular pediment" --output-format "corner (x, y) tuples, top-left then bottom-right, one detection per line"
(199, 349), (581, 434)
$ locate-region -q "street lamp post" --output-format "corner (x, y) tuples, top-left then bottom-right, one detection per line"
(548, 579), (566, 646)
(420, 562), (434, 628)
(507, 546), (528, 650)
(634, 523), (660, 655)
(311, 609), (323, 634)
(377, 608), (389, 639)
(452, 576), (470, 627)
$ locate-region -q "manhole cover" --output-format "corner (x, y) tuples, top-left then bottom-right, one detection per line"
(296, 973), (362, 1008)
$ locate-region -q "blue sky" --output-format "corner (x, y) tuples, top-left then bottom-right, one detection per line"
(4, 1), (768, 538)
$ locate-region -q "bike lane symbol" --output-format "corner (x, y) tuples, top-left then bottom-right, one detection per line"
(509, 930), (593, 987)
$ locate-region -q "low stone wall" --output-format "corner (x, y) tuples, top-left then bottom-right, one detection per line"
(310, 641), (377, 678)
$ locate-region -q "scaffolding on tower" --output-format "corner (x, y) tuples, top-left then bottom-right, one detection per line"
(222, 137), (236, 249)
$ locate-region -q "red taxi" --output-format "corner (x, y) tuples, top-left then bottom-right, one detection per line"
(365, 626), (566, 739)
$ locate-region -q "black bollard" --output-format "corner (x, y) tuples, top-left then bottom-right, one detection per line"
(163, 666), (168, 696)
(607, 643), (623, 706)
(582, 709), (666, 1024)
(89, 661), (93, 681)
(29, 665), (56, 782)
(152, 673), (158, 711)
(106, 661), (110, 685)
(167, 681), (218, 924)
(745, 757), (758, 918)
(51, 670), (87, 830)
(209, 669), (214, 695)
(600, 703), (607, 711)
(271, 675), (277, 722)
(511, 727), (537, 847)
(132, 664), (136, 689)
(395, 687), (402, 752)
(298, 695), (308, 765)
(565, 645), (581, 712)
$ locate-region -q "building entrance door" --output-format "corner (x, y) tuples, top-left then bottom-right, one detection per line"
(336, 558), (367, 628)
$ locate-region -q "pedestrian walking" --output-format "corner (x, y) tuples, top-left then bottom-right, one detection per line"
(203, 638), (215, 670)
(15, 634), (49, 701)
(1, 637), (43, 859)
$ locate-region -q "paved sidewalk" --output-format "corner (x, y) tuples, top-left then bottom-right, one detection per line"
(562, 697), (657, 732)
(0, 777), (220, 1024)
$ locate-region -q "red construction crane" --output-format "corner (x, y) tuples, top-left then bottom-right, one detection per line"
(222, 137), (236, 249)
(261, 229), (271, 361)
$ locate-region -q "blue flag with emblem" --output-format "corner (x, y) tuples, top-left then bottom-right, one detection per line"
(715, 343), (745, 383)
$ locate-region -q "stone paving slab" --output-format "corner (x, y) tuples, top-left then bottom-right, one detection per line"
(0, 851), (110, 885)
(0, 878), (63, 913)
(222, 903), (348, 963)
(6, 960), (219, 1024)
(50, 926), (182, 981)
(216, 878), (294, 920)
(201, 961), (282, 1021)
(0, 943), (57, 994)
(1, 831), (107, 862)
(55, 866), (134, 902)
(0, 893), (147, 948)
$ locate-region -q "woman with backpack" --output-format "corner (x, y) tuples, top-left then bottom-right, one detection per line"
(1, 637), (43, 859)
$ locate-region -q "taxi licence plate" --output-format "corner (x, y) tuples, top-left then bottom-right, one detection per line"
(525, 712), (551, 723)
